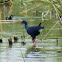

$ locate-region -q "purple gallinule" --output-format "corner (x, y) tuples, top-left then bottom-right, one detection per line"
(21, 20), (44, 46)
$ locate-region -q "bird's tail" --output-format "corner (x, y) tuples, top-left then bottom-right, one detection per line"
(39, 23), (41, 26)
(42, 26), (44, 29)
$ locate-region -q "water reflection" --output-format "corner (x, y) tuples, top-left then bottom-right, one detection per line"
(0, 38), (62, 62)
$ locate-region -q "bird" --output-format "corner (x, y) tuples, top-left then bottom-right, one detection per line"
(0, 39), (2, 43)
(6, 14), (14, 20)
(21, 20), (44, 46)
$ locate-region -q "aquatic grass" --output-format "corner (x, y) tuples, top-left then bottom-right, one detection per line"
(26, 44), (35, 54)
(21, 52), (25, 62)
(54, 4), (62, 16)
(36, 46), (62, 52)
(0, 0), (62, 40)
(0, 3), (4, 5)
(0, 1), (11, 5)
(56, 0), (61, 5)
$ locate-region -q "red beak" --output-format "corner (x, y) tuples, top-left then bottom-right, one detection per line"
(20, 21), (23, 24)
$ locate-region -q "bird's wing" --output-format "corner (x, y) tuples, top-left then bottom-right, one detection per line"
(27, 26), (42, 32)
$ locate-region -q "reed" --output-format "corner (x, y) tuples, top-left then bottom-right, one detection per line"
(21, 52), (25, 62)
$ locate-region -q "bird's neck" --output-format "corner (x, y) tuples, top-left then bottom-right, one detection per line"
(24, 23), (28, 29)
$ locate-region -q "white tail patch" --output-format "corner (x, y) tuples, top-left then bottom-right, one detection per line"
(39, 29), (43, 32)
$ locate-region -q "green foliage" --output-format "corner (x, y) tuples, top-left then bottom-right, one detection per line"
(55, 4), (62, 16)
(56, 0), (61, 5)
(53, 0), (62, 16)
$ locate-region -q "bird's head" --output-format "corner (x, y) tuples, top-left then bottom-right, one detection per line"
(11, 14), (14, 17)
(20, 20), (27, 25)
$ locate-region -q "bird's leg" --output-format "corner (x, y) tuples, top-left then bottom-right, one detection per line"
(34, 39), (37, 46)
(32, 38), (35, 43)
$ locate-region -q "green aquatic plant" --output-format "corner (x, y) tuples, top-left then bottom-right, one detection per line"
(21, 52), (25, 62)
(53, 0), (62, 17)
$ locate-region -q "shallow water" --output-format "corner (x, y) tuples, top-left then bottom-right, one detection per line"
(0, 38), (62, 62)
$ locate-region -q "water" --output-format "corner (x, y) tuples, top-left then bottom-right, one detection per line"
(0, 0), (62, 62)
(0, 39), (62, 62)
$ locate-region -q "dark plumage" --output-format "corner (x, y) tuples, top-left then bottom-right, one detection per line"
(6, 14), (14, 20)
(0, 39), (2, 43)
(39, 23), (41, 26)
(21, 20), (44, 46)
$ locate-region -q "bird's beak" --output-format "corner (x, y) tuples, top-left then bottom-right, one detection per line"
(17, 19), (23, 24)
(20, 20), (23, 24)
